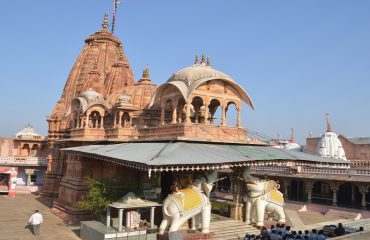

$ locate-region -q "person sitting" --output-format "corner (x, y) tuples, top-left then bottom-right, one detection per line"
(317, 230), (326, 240)
(334, 223), (345, 236)
(260, 226), (269, 239)
(309, 229), (318, 240)
(283, 226), (291, 237)
(270, 229), (282, 240)
(268, 225), (275, 236)
(244, 233), (250, 240)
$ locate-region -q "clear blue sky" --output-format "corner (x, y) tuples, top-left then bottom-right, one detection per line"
(1, 1), (369, 144)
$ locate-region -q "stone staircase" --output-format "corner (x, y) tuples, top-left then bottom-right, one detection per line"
(210, 219), (260, 240)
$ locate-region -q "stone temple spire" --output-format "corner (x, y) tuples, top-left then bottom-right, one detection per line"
(102, 13), (109, 30)
(142, 65), (150, 79)
(290, 128), (296, 143)
(326, 113), (333, 132)
(137, 65), (154, 85)
(194, 54), (199, 64)
(201, 54), (206, 64)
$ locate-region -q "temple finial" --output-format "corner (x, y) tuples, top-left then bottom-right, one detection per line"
(326, 113), (333, 132)
(290, 128), (296, 143)
(201, 54), (206, 64)
(206, 57), (211, 66)
(194, 54), (199, 64)
(142, 65), (149, 79)
(102, 13), (109, 30)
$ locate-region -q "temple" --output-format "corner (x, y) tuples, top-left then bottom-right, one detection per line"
(0, 125), (48, 195)
(12, 11), (365, 240)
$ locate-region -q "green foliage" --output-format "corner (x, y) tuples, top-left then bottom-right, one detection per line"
(76, 177), (115, 217)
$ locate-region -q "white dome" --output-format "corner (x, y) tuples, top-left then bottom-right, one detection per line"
(79, 88), (104, 103)
(15, 125), (40, 139)
(317, 132), (347, 160)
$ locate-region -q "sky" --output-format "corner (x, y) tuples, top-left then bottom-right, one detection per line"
(1, 1), (370, 144)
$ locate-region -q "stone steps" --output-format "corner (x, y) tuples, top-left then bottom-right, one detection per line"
(211, 220), (260, 240)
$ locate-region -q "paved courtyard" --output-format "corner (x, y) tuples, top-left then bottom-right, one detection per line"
(0, 194), (80, 240)
(1, 193), (369, 240)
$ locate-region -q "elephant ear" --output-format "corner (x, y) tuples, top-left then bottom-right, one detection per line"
(243, 167), (252, 181)
(265, 180), (279, 193)
(206, 170), (218, 183)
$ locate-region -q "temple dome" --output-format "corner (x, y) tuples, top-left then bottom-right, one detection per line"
(168, 63), (234, 87)
(68, 88), (111, 115)
(317, 132), (346, 160)
(79, 88), (104, 103)
(150, 56), (254, 109)
(16, 125), (40, 139)
(316, 114), (347, 160)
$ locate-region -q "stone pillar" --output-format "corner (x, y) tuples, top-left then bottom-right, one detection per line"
(113, 112), (117, 128)
(360, 185), (368, 210)
(84, 114), (89, 128)
(307, 187), (312, 203)
(185, 104), (191, 123)
(161, 107), (165, 125)
(171, 105), (177, 124)
(118, 111), (123, 128)
(129, 113), (133, 128)
(204, 104), (209, 125)
(332, 187), (338, 206)
(100, 114), (104, 129)
(118, 209), (123, 231)
(221, 105), (226, 126)
(237, 108), (241, 127)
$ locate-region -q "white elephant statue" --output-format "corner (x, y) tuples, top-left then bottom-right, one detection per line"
(242, 168), (286, 227)
(159, 171), (219, 234)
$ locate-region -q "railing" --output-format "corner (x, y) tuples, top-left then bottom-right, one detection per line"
(251, 165), (370, 176)
(0, 157), (47, 165)
(350, 160), (370, 169)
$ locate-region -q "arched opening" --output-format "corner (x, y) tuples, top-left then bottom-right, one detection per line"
(226, 102), (238, 127)
(121, 112), (130, 128)
(208, 99), (222, 125)
(177, 98), (186, 123)
(337, 183), (361, 208)
(289, 179), (305, 201)
(89, 111), (102, 128)
(311, 181), (333, 205)
(21, 144), (30, 157)
(191, 96), (204, 123)
(30, 144), (39, 157)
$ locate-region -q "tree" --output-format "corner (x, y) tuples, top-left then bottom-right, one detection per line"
(76, 177), (115, 217)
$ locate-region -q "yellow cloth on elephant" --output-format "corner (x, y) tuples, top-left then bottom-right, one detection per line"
(167, 188), (204, 216)
(267, 189), (284, 207)
(180, 188), (203, 212)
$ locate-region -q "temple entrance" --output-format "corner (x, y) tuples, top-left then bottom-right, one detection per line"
(311, 181), (332, 205)
(289, 179), (304, 201)
(337, 183), (361, 208)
